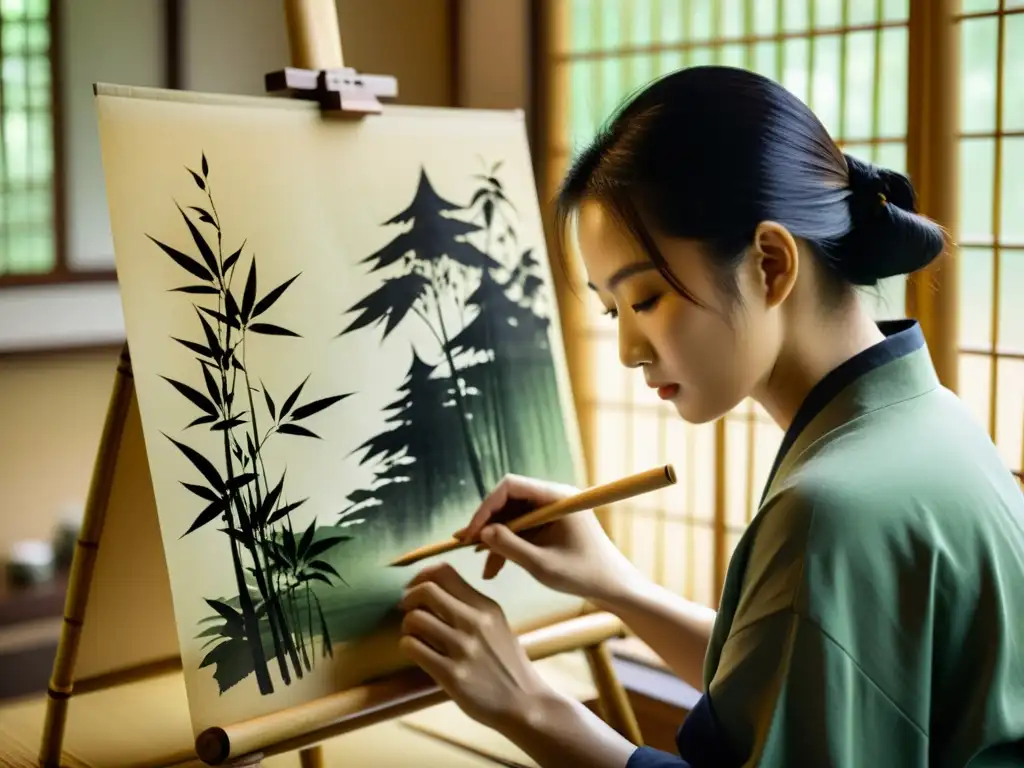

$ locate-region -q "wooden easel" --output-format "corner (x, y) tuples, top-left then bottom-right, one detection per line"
(36, 2), (642, 766)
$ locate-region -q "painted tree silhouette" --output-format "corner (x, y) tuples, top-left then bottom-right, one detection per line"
(338, 349), (475, 537)
(337, 161), (576, 538)
(338, 168), (500, 501)
(447, 245), (564, 480)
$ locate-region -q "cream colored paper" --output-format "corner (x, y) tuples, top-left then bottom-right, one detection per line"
(93, 84), (588, 736)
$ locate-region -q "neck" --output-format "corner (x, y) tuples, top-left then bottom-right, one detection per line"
(754, 299), (886, 433)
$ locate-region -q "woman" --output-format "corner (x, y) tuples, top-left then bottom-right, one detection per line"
(397, 66), (1024, 767)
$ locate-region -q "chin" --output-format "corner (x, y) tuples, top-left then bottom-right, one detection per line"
(674, 395), (735, 425)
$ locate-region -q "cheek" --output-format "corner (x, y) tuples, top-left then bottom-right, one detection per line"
(653, 305), (738, 385)
(651, 305), (765, 418)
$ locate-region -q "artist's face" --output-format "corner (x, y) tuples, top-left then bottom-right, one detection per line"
(575, 200), (786, 424)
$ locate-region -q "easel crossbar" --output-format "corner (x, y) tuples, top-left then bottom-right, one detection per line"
(195, 611), (635, 765)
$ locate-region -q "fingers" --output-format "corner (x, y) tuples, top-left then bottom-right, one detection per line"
(482, 550), (506, 580)
(479, 524), (550, 580)
(398, 634), (455, 688)
(401, 580), (474, 630)
(403, 562), (496, 617)
(461, 478), (512, 542)
(401, 605), (471, 659)
(461, 474), (560, 542)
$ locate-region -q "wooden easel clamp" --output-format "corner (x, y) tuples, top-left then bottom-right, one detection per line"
(264, 66), (398, 115)
(264, 0), (397, 116)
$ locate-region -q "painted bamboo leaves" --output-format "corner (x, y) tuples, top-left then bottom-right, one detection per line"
(150, 153), (354, 694)
(338, 160), (575, 538)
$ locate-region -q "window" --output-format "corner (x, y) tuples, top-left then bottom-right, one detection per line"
(539, 0), (1022, 608)
(956, 0), (1024, 488)
(0, 0), (59, 283)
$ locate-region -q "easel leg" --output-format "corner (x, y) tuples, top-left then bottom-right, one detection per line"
(585, 641), (643, 746)
(39, 344), (136, 768)
(299, 746), (324, 768)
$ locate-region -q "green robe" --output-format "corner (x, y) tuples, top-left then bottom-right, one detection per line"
(628, 319), (1024, 767)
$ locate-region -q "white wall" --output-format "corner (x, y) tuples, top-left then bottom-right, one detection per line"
(183, 0), (290, 97)
(458, 0), (529, 111)
(62, 0), (166, 271)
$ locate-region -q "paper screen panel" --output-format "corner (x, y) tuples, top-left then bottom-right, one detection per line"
(956, 2), (1024, 487)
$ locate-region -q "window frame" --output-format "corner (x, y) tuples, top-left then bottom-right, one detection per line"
(0, 0), (113, 289)
(948, 1), (1024, 491)
(0, 0), (184, 356)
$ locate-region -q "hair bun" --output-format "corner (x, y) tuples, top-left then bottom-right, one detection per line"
(846, 153), (915, 212)
(835, 153), (945, 285)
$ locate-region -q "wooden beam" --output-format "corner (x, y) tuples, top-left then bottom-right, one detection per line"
(906, 0), (960, 391)
(283, 0), (345, 70)
(448, 0), (461, 107)
(164, 0), (184, 89)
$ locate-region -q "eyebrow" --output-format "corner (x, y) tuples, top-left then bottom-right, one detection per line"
(586, 261), (657, 292)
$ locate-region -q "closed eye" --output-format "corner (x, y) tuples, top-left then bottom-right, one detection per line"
(602, 294), (661, 320)
(631, 294), (661, 313)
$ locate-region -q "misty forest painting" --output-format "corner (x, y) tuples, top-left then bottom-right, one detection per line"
(96, 89), (585, 734)
(338, 163), (575, 535)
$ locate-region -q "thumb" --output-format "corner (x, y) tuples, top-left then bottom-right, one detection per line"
(480, 524), (551, 578)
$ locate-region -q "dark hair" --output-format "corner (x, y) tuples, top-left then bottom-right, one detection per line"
(555, 65), (946, 308)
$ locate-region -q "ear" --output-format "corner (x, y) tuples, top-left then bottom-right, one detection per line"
(750, 221), (799, 309)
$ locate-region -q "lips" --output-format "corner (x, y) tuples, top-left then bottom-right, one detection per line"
(648, 382), (680, 400)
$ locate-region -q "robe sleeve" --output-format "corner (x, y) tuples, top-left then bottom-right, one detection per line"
(625, 747), (691, 767)
(624, 691), (742, 767)
(679, 483), (927, 766)
(704, 608), (927, 766)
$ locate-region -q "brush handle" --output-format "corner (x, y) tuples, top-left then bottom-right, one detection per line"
(388, 464), (676, 567)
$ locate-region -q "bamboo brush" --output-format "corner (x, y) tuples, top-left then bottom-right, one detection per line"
(388, 464), (676, 567)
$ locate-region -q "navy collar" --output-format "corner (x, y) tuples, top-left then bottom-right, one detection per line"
(759, 319), (926, 506)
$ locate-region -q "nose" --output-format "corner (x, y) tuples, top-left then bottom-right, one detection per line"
(617, 313), (654, 369)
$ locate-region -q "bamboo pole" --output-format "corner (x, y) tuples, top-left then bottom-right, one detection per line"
(584, 641), (644, 745)
(269, 5), (348, 764)
(195, 612), (626, 765)
(38, 344), (135, 768)
(283, 0), (344, 70)
(532, 2), (595, 485)
(712, 419), (728, 607)
(905, 0), (960, 391)
(298, 746), (324, 768)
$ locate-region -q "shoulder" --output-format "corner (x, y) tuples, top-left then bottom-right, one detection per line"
(733, 468), (929, 634)
(797, 384), (1017, 516)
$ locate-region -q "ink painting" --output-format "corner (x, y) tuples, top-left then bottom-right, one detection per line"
(94, 86), (587, 735)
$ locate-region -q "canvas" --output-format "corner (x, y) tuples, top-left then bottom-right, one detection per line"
(94, 84), (588, 736)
